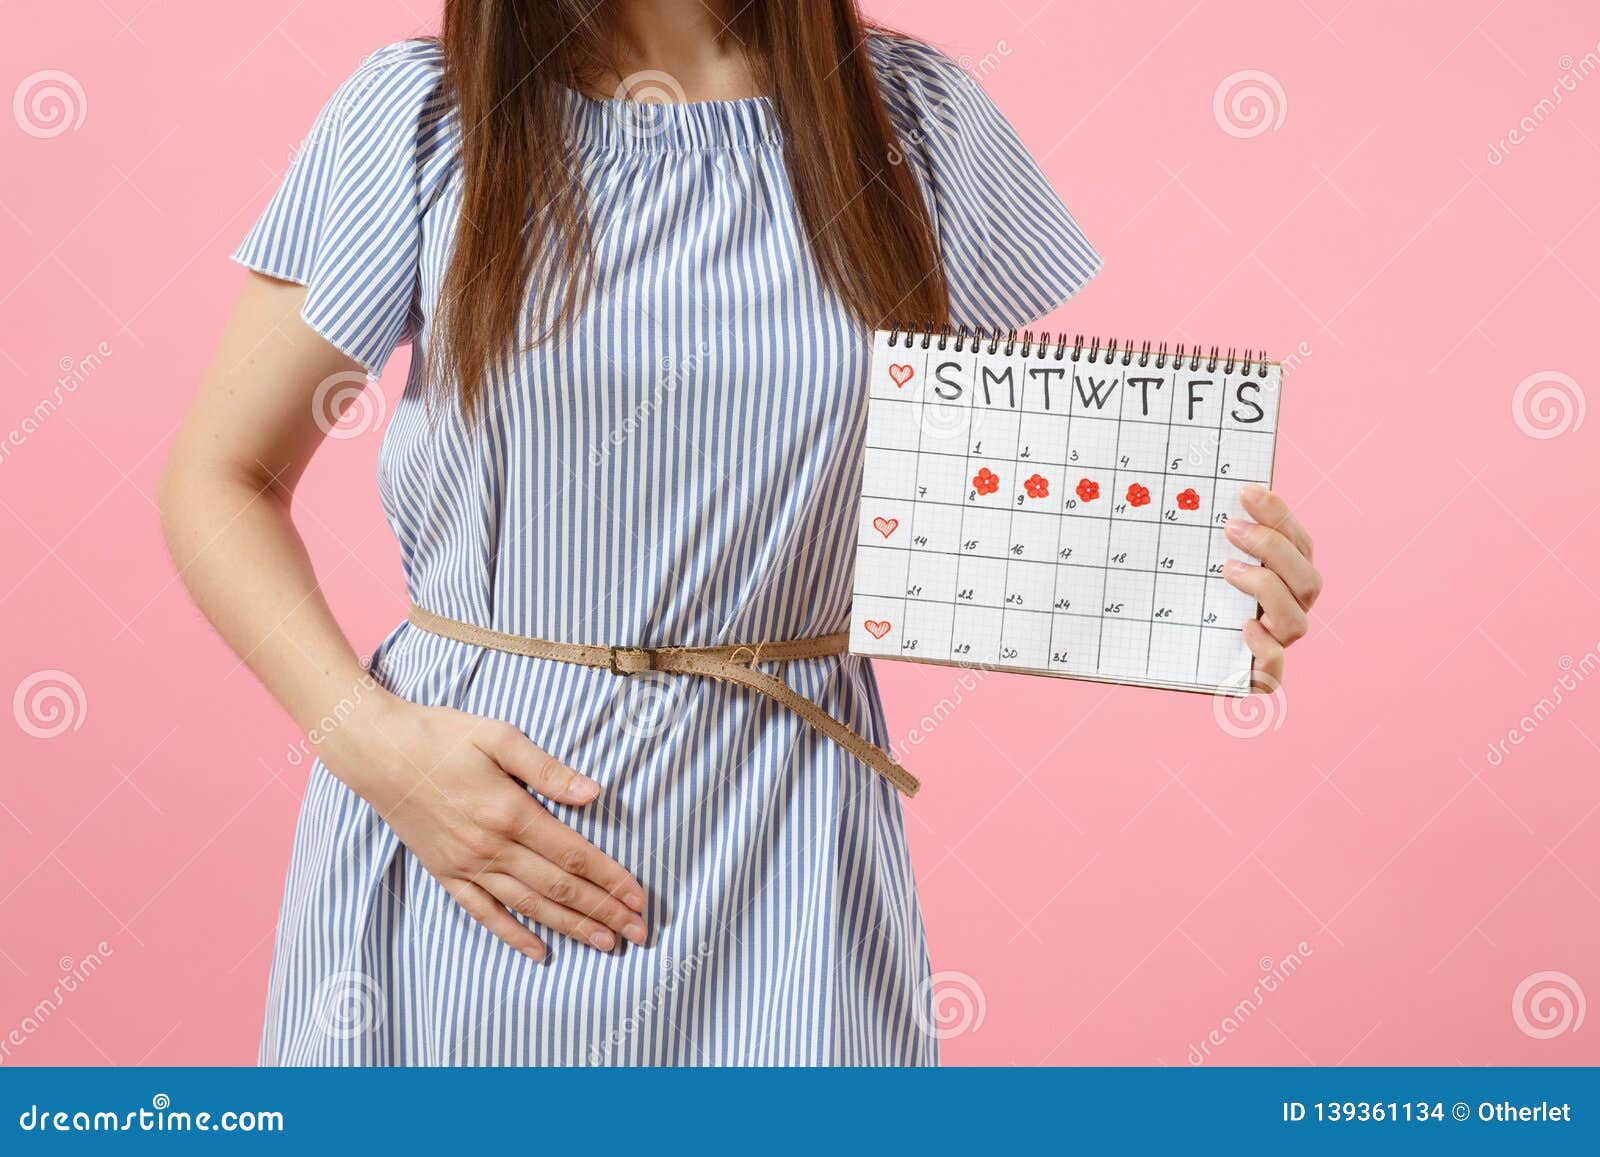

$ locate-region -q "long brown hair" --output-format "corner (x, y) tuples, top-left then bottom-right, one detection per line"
(431, 0), (949, 416)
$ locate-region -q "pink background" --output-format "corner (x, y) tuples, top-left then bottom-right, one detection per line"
(3, 0), (1597, 1065)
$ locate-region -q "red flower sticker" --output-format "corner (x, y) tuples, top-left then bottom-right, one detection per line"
(1024, 473), (1050, 499)
(1075, 478), (1100, 502)
(1126, 482), (1152, 508)
(1176, 487), (1201, 511)
(973, 467), (1000, 496)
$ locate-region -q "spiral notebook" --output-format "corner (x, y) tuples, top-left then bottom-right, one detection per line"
(849, 326), (1282, 696)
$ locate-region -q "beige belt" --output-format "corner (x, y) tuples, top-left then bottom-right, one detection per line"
(406, 603), (920, 797)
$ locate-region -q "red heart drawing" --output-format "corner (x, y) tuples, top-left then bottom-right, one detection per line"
(872, 516), (899, 538)
(888, 363), (914, 388)
(863, 619), (892, 640)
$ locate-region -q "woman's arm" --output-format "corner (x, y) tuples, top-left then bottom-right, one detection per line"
(159, 272), (649, 959)
(160, 274), (388, 740)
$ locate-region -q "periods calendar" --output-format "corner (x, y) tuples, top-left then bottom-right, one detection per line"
(849, 327), (1282, 696)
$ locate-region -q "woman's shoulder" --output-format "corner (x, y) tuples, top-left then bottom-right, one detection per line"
(342, 38), (447, 91)
(865, 30), (961, 76)
(320, 39), (451, 142)
(864, 29), (972, 113)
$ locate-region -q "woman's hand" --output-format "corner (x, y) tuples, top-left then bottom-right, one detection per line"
(326, 697), (649, 962)
(1221, 482), (1323, 692)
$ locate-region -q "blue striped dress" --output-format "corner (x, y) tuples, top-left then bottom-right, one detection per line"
(234, 33), (1099, 1066)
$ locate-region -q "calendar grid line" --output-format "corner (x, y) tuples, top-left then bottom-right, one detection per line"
(904, 342), (929, 657)
(1091, 361), (1125, 674)
(861, 397), (1244, 427)
(861, 492), (1234, 519)
(856, 546), (1215, 580)
(866, 442), (1233, 473)
(988, 354), (1017, 667)
(1044, 364), (1075, 670)
(952, 348), (988, 666)
(876, 591), (1250, 630)
(1144, 410), (1181, 678)
(1197, 369), (1235, 684)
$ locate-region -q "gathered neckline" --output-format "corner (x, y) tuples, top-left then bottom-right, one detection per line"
(555, 83), (782, 152)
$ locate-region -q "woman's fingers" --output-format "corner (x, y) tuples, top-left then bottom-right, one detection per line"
(480, 872), (642, 953)
(1229, 485), (1320, 693)
(1224, 518), (1322, 609)
(493, 842), (649, 945)
(1239, 483), (1314, 563)
(443, 877), (547, 963)
(1243, 619), (1284, 691)
(518, 807), (649, 913)
(1224, 559), (1309, 645)
(443, 781), (648, 954)
(473, 721), (601, 806)
(470, 779), (650, 918)
(465, 717), (650, 917)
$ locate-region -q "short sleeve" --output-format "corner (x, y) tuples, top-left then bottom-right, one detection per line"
(870, 34), (1102, 331)
(232, 41), (445, 378)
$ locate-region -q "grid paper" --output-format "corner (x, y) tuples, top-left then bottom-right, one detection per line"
(849, 329), (1282, 696)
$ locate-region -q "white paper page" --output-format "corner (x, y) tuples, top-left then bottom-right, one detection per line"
(850, 329), (1282, 696)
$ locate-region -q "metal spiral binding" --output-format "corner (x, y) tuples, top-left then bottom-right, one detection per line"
(885, 324), (1271, 376)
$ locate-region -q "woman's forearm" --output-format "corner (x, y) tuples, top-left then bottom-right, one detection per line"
(157, 458), (398, 753)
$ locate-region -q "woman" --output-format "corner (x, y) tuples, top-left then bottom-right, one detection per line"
(161, 0), (1321, 1065)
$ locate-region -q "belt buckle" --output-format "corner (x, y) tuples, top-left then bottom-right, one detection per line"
(606, 645), (654, 676)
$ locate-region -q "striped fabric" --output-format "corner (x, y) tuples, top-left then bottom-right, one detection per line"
(234, 33), (1098, 1066)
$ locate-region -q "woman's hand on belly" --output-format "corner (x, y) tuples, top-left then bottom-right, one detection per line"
(326, 699), (650, 961)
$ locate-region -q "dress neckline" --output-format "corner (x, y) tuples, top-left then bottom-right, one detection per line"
(556, 83), (782, 152)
